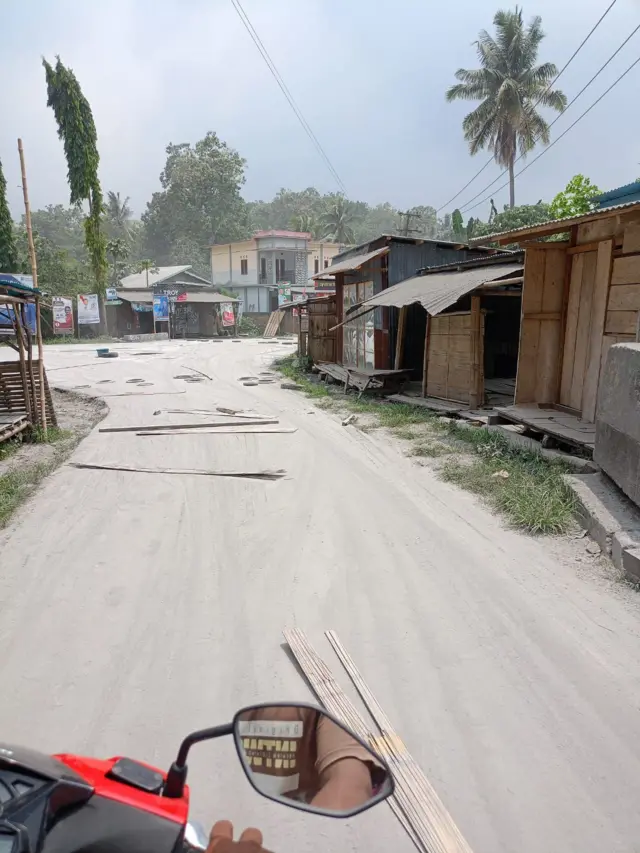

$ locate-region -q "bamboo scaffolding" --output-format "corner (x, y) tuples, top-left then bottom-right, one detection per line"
(18, 138), (47, 437)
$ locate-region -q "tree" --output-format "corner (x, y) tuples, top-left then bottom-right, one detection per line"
(0, 157), (18, 272)
(289, 211), (322, 239)
(446, 8), (566, 208)
(28, 204), (87, 261)
(471, 201), (551, 243)
(43, 57), (108, 293)
(14, 225), (94, 296)
(106, 191), (133, 240)
(320, 195), (357, 244)
(452, 209), (465, 241)
(549, 174), (601, 219)
(106, 238), (129, 287)
(142, 132), (250, 272)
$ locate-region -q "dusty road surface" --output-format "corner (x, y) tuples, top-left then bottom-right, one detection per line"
(1, 338), (640, 853)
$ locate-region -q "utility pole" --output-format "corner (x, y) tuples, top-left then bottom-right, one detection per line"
(397, 210), (422, 237)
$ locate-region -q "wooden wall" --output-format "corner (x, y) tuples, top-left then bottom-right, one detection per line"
(515, 246), (565, 405)
(426, 310), (484, 404)
(308, 297), (337, 364)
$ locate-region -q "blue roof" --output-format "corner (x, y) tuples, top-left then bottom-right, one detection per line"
(595, 181), (640, 208)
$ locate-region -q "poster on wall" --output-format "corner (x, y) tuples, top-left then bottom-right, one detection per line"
(77, 293), (100, 325)
(221, 303), (235, 327)
(0, 304), (36, 335)
(52, 296), (74, 335)
(153, 294), (169, 321)
(277, 283), (291, 306)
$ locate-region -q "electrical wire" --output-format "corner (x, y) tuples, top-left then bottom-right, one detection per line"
(461, 52), (640, 216)
(459, 21), (640, 213)
(230, 0), (347, 194)
(435, 0), (619, 213)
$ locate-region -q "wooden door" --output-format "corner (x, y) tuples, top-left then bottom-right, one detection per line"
(426, 311), (483, 404)
(308, 298), (337, 363)
(559, 240), (612, 419)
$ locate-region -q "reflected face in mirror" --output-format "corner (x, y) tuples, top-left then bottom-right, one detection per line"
(233, 703), (393, 818)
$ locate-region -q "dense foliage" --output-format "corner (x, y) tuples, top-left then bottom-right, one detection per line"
(0, 157), (18, 272)
(549, 174), (601, 220)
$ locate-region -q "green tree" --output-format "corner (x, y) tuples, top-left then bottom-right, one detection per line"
(549, 174), (601, 219)
(471, 201), (551, 242)
(14, 225), (93, 296)
(106, 191), (133, 240)
(28, 204), (87, 261)
(320, 195), (357, 244)
(289, 211), (322, 239)
(142, 132), (250, 271)
(250, 187), (324, 231)
(0, 157), (18, 272)
(452, 208), (465, 240)
(106, 237), (130, 287)
(43, 57), (108, 293)
(446, 7), (566, 208)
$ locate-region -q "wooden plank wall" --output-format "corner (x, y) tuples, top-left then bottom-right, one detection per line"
(0, 360), (57, 427)
(514, 246), (565, 405)
(427, 312), (473, 403)
(308, 298), (337, 364)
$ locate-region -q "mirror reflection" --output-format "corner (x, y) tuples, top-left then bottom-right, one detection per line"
(234, 704), (392, 817)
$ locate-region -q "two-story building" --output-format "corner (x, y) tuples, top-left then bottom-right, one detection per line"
(211, 231), (342, 315)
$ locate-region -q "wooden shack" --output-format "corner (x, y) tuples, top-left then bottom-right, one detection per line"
(469, 201), (640, 451)
(279, 294), (337, 363)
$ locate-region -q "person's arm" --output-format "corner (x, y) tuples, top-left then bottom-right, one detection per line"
(311, 715), (377, 811)
(311, 757), (373, 811)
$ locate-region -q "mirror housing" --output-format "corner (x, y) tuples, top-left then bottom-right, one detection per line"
(233, 702), (393, 818)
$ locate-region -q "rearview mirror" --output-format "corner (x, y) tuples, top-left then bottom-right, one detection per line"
(233, 702), (393, 818)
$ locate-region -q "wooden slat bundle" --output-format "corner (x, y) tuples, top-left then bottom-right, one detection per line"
(263, 310), (284, 338)
(283, 628), (474, 853)
(0, 359), (57, 428)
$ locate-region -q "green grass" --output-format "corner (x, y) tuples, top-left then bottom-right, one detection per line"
(0, 462), (54, 526)
(30, 426), (73, 444)
(409, 441), (453, 458)
(439, 435), (576, 534)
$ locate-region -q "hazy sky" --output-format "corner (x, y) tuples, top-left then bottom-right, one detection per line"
(1, 0), (639, 222)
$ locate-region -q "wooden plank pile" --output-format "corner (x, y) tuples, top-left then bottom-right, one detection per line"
(263, 310), (284, 338)
(0, 359), (57, 429)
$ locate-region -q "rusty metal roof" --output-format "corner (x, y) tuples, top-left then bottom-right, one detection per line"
(468, 199), (640, 246)
(338, 262), (523, 325)
(311, 246), (389, 280)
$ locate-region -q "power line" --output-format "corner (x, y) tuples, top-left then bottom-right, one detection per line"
(459, 21), (640, 213)
(230, 0), (347, 194)
(435, 0), (619, 213)
(461, 51), (640, 216)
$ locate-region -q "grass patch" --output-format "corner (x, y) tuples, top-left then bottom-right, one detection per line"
(274, 354), (330, 398)
(391, 426), (416, 440)
(410, 441), (453, 458)
(30, 426), (73, 444)
(439, 433), (576, 534)
(0, 462), (55, 526)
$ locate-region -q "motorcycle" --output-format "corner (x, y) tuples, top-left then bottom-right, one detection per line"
(0, 702), (394, 852)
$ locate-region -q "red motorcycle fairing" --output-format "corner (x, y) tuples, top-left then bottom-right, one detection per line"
(54, 755), (190, 824)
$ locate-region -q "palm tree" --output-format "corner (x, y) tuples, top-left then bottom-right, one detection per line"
(321, 196), (356, 244)
(106, 190), (133, 238)
(289, 211), (321, 239)
(446, 7), (566, 208)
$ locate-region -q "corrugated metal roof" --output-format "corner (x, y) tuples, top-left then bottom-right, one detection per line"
(117, 290), (152, 303)
(468, 199), (640, 245)
(118, 290), (237, 304)
(341, 263), (523, 322)
(311, 246), (389, 280)
(119, 266), (192, 290)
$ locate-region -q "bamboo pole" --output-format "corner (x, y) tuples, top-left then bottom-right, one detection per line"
(10, 310), (32, 424)
(18, 138), (47, 438)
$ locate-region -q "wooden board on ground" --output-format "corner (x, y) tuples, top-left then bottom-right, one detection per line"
(494, 405), (595, 450)
(263, 310), (284, 338)
(386, 394), (466, 414)
(0, 413), (29, 443)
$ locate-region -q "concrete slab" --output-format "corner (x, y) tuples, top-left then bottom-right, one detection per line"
(565, 472), (640, 557)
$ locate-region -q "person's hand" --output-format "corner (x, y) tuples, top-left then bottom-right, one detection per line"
(206, 820), (273, 853)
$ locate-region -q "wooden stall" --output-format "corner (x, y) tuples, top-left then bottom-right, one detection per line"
(471, 201), (640, 452)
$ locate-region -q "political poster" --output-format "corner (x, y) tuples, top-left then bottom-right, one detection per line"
(105, 287), (121, 306)
(77, 293), (100, 325)
(153, 294), (169, 322)
(221, 303), (235, 327)
(277, 283), (291, 306)
(0, 304), (36, 335)
(52, 297), (74, 335)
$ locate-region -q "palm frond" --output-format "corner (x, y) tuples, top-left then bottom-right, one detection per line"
(521, 61), (558, 89)
(534, 87), (567, 113)
(447, 80), (491, 102)
(517, 106), (550, 155)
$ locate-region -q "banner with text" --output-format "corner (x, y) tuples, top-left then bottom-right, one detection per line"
(53, 296), (74, 335)
(77, 293), (100, 325)
(153, 294), (169, 321)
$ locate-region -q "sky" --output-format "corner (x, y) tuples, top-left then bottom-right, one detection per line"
(1, 0), (639, 223)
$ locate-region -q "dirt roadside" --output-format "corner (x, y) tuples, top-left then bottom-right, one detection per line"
(0, 388), (107, 525)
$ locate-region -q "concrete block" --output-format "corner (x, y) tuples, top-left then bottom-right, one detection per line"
(595, 343), (640, 504)
(622, 547), (640, 585)
(565, 473), (640, 556)
(611, 530), (640, 571)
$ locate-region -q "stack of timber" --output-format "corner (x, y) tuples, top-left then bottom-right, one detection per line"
(0, 359), (57, 432)
(263, 310), (284, 338)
